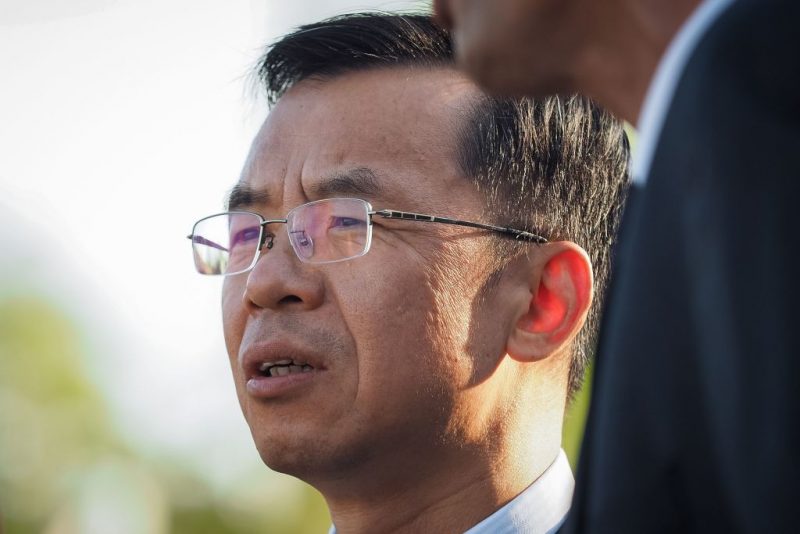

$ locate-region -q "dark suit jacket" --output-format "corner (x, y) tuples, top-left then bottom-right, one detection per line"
(564, 0), (800, 532)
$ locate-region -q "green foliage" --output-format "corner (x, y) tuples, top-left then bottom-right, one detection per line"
(0, 296), (119, 530)
(563, 365), (592, 469)
(0, 295), (332, 533)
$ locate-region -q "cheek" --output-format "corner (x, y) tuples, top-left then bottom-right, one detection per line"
(336, 264), (421, 343)
(221, 279), (246, 362)
(337, 253), (476, 397)
(220, 279), (254, 418)
(339, 262), (442, 378)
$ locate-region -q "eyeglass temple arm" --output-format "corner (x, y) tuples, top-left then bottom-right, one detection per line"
(186, 234), (229, 252)
(372, 210), (547, 243)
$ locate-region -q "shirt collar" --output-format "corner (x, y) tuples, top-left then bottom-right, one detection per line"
(632, 0), (736, 186)
(463, 449), (574, 534)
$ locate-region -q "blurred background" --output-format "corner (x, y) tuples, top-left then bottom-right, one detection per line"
(0, 1), (593, 532)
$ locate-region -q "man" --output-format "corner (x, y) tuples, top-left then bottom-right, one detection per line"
(188, 14), (629, 533)
(436, 0), (800, 532)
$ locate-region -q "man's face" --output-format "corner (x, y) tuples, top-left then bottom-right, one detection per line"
(222, 68), (520, 486)
(434, 0), (593, 96)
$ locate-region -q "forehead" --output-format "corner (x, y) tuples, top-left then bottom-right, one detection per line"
(238, 66), (484, 211)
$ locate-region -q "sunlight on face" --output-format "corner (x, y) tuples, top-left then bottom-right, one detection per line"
(0, 1), (425, 531)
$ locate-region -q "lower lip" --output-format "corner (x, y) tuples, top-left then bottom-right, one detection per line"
(246, 371), (318, 399)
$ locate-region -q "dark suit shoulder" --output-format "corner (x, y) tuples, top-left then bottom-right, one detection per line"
(680, 0), (800, 127)
(566, 2), (800, 532)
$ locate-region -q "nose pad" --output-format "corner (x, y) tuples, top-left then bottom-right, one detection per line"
(289, 230), (314, 262)
(262, 233), (275, 251)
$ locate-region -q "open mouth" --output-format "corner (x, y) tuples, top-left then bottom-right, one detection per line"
(257, 359), (314, 377)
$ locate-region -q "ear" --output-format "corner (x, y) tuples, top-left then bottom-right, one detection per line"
(506, 242), (593, 362)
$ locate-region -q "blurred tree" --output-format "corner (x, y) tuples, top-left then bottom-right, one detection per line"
(0, 296), (122, 531)
(0, 295), (332, 534)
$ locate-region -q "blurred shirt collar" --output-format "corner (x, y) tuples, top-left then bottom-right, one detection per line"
(328, 449), (574, 534)
(633, 0), (736, 186)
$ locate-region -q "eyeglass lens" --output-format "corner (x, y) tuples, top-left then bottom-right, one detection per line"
(191, 198), (372, 275)
(286, 198), (371, 263)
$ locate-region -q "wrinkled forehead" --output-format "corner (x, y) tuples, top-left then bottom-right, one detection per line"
(235, 66), (484, 214)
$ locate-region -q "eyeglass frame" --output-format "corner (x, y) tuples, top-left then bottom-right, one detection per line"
(187, 197), (548, 276)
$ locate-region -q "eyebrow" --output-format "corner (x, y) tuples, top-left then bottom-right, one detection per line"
(226, 183), (271, 211)
(310, 167), (385, 199)
(225, 167), (387, 212)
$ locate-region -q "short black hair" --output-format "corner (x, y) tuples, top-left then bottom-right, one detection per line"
(255, 13), (630, 397)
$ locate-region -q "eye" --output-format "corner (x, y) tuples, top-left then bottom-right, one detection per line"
(230, 226), (261, 248)
(329, 216), (366, 229)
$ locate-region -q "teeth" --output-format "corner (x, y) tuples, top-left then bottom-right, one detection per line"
(258, 359), (293, 373)
(258, 358), (305, 373)
(255, 352), (316, 377)
(265, 363), (315, 377)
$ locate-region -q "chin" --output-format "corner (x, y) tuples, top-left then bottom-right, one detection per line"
(253, 433), (322, 477)
(458, 45), (528, 97)
(250, 430), (360, 483)
(457, 37), (574, 98)
(483, 63), (570, 99)
(253, 427), (392, 492)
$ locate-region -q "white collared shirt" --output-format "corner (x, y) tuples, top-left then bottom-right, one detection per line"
(633, 0), (736, 186)
(328, 449), (574, 534)
(464, 449), (574, 534)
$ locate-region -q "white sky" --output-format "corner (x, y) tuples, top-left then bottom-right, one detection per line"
(0, 0), (426, 491)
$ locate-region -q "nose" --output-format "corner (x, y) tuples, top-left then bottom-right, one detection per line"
(243, 232), (325, 312)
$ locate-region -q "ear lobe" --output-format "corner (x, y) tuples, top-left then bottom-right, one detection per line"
(507, 244), (593, 362)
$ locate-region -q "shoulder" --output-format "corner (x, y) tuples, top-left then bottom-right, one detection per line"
(683, 0), (800, 117)
(656, 0), (800, 178)
(703, 0), (800, 55)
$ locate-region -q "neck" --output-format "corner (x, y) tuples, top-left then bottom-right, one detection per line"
(574, 0), (702, 123)
(318, 386), (565, 533)
(323, 442), (561, 534)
